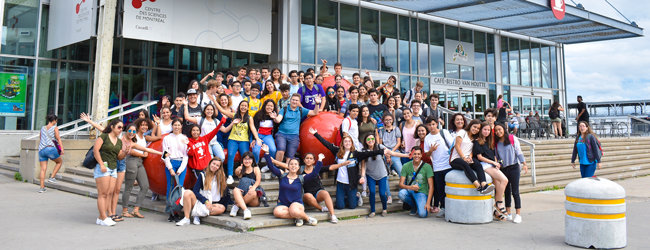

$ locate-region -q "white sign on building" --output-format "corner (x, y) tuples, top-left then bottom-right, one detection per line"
(47, 0), (94, 51)
(122, 0), (272, 55)
(444, 39), (475, 67)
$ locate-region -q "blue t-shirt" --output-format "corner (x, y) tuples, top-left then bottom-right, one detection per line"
(297, 85), (326, 110)
(577, 136), (595, 165)
(278, 106), (309, 135)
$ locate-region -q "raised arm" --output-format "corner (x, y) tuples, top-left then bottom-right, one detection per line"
(309, 127), (338, 155)
(307, 98), (321, 117)
(200, 71), (215, 85)
(183, 101), (199, 124)
(80, 112), (105, 131)
(355, 148), (388, 161)
(270, 157), (289, 170)
(263, 147), (283, 177)
(304, 154), (324, 181)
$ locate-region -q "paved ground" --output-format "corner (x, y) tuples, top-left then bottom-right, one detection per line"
(1, 175), (649, 249)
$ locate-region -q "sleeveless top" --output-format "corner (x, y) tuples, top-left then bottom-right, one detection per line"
(38, 125), (56, 151)
(229, 118), (250, 141)
(160, 120), (173, 135)
(240, 166), (257, 180)
(128, 134), (146, 158)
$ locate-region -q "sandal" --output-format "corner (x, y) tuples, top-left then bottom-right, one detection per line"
(493, 210), (507, 221)
(122, 211), (134, 218)
(495, 201), (507, 215)
(132, 211), (145, 219)
(111, 215), (124, 222)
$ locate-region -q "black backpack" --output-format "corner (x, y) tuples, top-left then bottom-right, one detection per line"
(549, 108), (559, 119)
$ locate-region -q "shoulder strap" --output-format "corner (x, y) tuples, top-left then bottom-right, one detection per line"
(407, 161), (424, 185)
(442, 129), (451, 149)
(199, 117), (205, 129)
(282, 106), (288, 118)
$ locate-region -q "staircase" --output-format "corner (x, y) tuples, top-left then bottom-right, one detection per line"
(518, 137), (650, 193)
(0, 156), (20, 179)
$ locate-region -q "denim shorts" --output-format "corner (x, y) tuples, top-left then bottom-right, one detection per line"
(274, 132), (300, 156)
(93, 163), (118, 179)
(508, 123), (520, 129)
(116, 159), (126, 173)
(38, 147), (60, 162)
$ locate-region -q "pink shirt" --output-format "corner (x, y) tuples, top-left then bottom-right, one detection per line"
(402, 122), (418, 153)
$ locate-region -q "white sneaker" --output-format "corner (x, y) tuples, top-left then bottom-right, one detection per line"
(436, 208), (445, 218)
(295, 218), (304, 227)
(230, 205), (239, 217)
(226, 175), (234, 185)
(357, 193), (364, 207)
(391, 170), (398, 176)
(101, 217), (116, 226)
(398, 199), (403, 204)
(176, 217), (190, 226)
(513, 214), (522, 224)
(307, 217), (318, 226)
(330, 214), (338, 224)
(387, 196), (393, 204)
(261, 166), (269, 173)
(193, 217), (200, 225)
(505, 214), (513, 221)
(361, 190), (368, 198)
(47, 177), (58, 184)
(321, 206), (329, 213)
(96, 218), (102, 225)
(243, 209), (252, 220)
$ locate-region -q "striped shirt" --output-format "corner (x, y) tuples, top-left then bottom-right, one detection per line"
(38, 126), (56, 151)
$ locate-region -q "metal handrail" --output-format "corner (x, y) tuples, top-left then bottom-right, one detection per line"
(516, 137), (537, 186)
(626, 115), (650, 137)
(25, 101), (158, 140)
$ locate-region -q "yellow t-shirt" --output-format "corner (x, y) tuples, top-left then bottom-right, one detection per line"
(229, 119), (250, 141)
(261, 91), (282, 106)
(247, 97), (262, 117)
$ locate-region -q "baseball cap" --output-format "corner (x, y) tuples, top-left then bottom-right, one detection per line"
(187, 89), (197, 95)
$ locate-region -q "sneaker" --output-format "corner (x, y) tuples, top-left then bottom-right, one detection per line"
(193, 217), (200, 225)
(409, 212), (417, 216)
(513, 214), (522, 224)
(387, 196), (393, 204)
(357, 193), (364, 207)
(260, 196), (269, 207)
(151, 193), (158, 201)
(101, 217), (116, 226)
(96, 218), (102, 225)
(480, 184), (495, 195)
(321, 206), (329, 213)
(295, 218), (304, 227)
(330, 214), (338, 224)
(307, 217), (318, 226)
(230, 205), (239, 217)
(505, 213), (512, 221)
(368, 212), (375, 218)
(391, 170), (398, 176)
(398, 199), (403, 204)
(176, 217), (190, 226)
(226, 175), (234, 185)
(167, 214), (175, 222)
(261, 166), (269, 173)
(243, 209), (251, 220)
(436, 208), (445, 218)
(47, 177), (58, 184)
(174, 213), (181, 222)
(430, 206), (440, 213)
(38, 188), (46, 193)
(361, 190), (368, 198)
(381, 211), (388, 217)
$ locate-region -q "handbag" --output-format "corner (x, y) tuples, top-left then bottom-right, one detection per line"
(45, 127), (62, 154)
(82, 146), (98, 169)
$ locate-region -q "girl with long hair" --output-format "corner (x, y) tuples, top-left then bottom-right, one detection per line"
(230, 152), (262, 220)
(93, 120), (129, 226)
(494, 123), (528, 224)
(414, 124), (432, 166)
(260, 80), (282, 105)
(449, 119), (494, 194)
(400, 108), (421, 157)
(162, 118), (190, 222)
(336, 85), (346, 108)
(158, 107), (174, 135)
(183, 103), (227, 161)
(177, 157), (232, 226)
(270, 67), (289, 88)
(360, 133), (392, 217)
(550, 101), (565, 138)
(222, 100), (262, 184)
(215, 93), (235, 151)
(323, 86), (341, 114)
(252, 99), (279, 165)
(473, 122), (509, 221)
(377, 75), (398, 105)
(571, 121), (602, 178)
(358, 85), (369, 104)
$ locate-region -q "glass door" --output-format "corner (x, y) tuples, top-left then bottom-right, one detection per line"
(447, 91), (459, 112)
(460, 91), (474, 118)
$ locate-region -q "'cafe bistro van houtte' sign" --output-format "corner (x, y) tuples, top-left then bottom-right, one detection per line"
(432, 77), (488, 88)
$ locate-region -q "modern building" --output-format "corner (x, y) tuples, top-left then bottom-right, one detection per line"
(0, 0), (643, 136)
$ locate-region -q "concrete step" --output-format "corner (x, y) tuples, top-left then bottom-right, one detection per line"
(533, 148), (650, 163)
(229, 174), (401, 191)
(520, 168), (650, 193)
(65, 166), (95, 178)
(0, 168), (17, 179)
(529, 137), (650, 145)
(0, 162), (20, 172)
(534, 152), (650, 169)
(239, 193), (400, 216)
(524, 139), (650, 150)
(6, 157), (20, 165)
(261, 182), (400, 203)
(532, 156), (650, 175)
(53, 172), (156, 198)
(524, 144), (650, 157)
(520, 163), (650, 186)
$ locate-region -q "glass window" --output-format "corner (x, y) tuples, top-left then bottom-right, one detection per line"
(430, 22), (444, 78)
(317, 0), (337, 67)
(543, 99), (552, 117)
(461, 65), (474, 80)
(178, 72), (202, 93)
(520, 41), (530, 87)
(380, 13), (397, 72)
(522, 97), (531, 113)
(109, 66), (120, 109)
(553, 90), (560, 102)
(124, 39), (149, 66)
(2, 0), (39, 56)
(502, 85), (511, 104)
(500, 37), (508, 84)
(38, 5), (58, 59)
(551, 46), (559, 89)
(207, 49), (218, 70)
(399, 75), (410, 94)
(474, 31), (486, 82)
(252, 54), (269, 65)
(541, 45), (551, 89)
(234, 52), (249, 67)
(410, 19), (417, 75)
(301, 0), (316, 64)
(459, 28), (473, 43)
(360, 8), (378, 70)
(418, 20), (428, 76)
(445, 25), (458, 40)
(488, 84), (496, 109)
(180, 46), (203, 71)
(531, 43), (541, 88)
(340, 4), (359, 69)
(153, 42), (176, 68)
(121, 67), (148, 104)
(0, 58), (35, 130)
(398, 16), (409, 74)
(34, 60), (58, 129)
(475, 93), (486, 113)
(58, 62), (90, 125)
(534, 98), (541, 114)
(152, 70), (175, 104)
(447, 91), (458, 111)
(486, 34), (495, 82)
(411, 76), (418, 90)
(512, 97), (521, 114)
(434, 91), (446, 109)
(420, 77), (429, 95)
(446, 64), (459, 79)
(112, 39), (121, 65)
(61, 40), (91, 61)
(508, 38), (520, 85)
(220, 50), (231, 69)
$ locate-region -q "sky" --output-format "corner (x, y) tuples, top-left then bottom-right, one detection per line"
(564, 0), (649, 102)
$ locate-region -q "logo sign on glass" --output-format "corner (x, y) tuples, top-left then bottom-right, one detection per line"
(551, 0), (565, 20)
(444, 40), (475, 67)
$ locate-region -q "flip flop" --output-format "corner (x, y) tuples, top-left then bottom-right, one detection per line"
(122, 211), (134, 218)
(132, 211), (145, 219)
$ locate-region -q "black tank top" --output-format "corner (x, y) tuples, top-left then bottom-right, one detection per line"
(241, 166), (257, 180)
(497, 106), (508, 122)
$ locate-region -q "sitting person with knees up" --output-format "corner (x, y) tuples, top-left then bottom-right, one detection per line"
(177, 157), (232, 226)
(229, 152), (262, 220)
(394, 146), (434, 218)
(450, 119), (495, 194)
(262, 144), (321, 226)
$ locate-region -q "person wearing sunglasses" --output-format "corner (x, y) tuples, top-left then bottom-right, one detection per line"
(360, 133), (392, 217)
(323, 86), (341, 114)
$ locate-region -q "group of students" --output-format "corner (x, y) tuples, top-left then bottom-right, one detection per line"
(35, 61), (605, 228)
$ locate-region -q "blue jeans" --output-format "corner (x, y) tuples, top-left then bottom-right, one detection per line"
(275, 132), (300, 160)
(389, 156), (403, 176)
(38, 147), (60, 162)
(165, 160), (186, 198)
(252, 134), (276, 163)
(398, 189), (428, 218)
(335, 182), (358, 209)
(209, 143), (225, 161)
(367, 175), (388, 213)
(227, 140), (249, 176)
(580, 162), (597, 178)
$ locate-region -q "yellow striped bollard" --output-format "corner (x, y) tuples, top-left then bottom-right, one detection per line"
(565, 177), (626, 249)
(444, 170), (493, 224)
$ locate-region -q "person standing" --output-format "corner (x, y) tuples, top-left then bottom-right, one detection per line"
(179, 89), (205, 138)
(273, 93), (320, 163)
(376, 75), (398, 105)
(494, 123), (528, 224)
(93, 120), (129, 226)
(575, 95), (590, 125)
(367, 89), (390, 130)
(423, 117), (453, 217)
(549, 101), (565, 138)
(37, 114), (64, 193)
(571, 121), (602, 178)
(162, 119), (189, 222)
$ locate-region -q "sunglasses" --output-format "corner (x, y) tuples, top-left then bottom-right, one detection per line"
(116, 126), (123, 130)
(127, 129), (136, 133)
(366, 138), (375, 142)
(327, 91), (335, 95)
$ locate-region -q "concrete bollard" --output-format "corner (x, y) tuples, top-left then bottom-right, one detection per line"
(565, 177), (626, 249)
(445, 170), (493, 224)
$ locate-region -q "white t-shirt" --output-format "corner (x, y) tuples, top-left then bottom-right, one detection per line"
(131, 134), (147, 155)
(424, 130), (453, 172)
(198, 117), (218, 145)
(510, 116), (519, 125)
(341, 117), (361, 150)
(199, 93), (213, 110)
(336, 151), (351, 184)
(210, 177), (221, 202)
(450, 129), (473, 161)
(289, 83), (301, 95)
(230, 94), (244, 110)
(160, 120), (173, 135)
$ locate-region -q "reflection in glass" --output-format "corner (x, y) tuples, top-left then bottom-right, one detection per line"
(360, 8), (378, 70)
(61, 40), (91, 62)
(58, 62), (90, 124)
(35, 60), (58, 129)
(460, 28), (473, 43)
(461, 66), (474, 80)
(152, 70), (175, 105)
(220, 50), (231, 69)
(418, 20), (428, 75)
(430, 22), (444, 78)
(180, 46), (203, 71)
(411, 19), (418, 75)
(446, 64), (459, 79)
(534, 98), (541, 114)
(522, 98), (531, 113)
(487, 34), (496, 82)
(551, 46), (559, 89)
(503, 85), (511, 104)
(531, 43), (541, 88)
(122, 68), (148, 105)
(178, 72), (202, 92)
(541, 45), (551, 89)
(153, 42), (176, 68)
(340, 4), (359, 68)
(474, 31), (486, 82)
(38, 5), (58, 59)
(447, 91), (458, 111)
(207, 49), (218, 70)
(301, 0), (315, 64)
(461, 92), (473, 113)
(434, 91), (446, 109)
(124, 39), (148, 66)
(512, 97), (521, 114)
(420, 77), (429, 95)
(234, 52), (249, 67)
(520, 41), (530, 87)
(553, 90), (560, 102)
(1, 0), (38, 56)
(112, 39), (121, 65)
(509, 38), (520, 85)
(446, 25), (459, 40)
(398, 16), (409, 73)
(380, 13), (397, 72)
(317, 0), (338, 66)
(501, 37), (509, 84)
(109, 67), (120, 110)
(399, 75), (410, 94)
(252, 54), (269, 65)
(488, 84), (496, 109)
(543, 99), (551, 117)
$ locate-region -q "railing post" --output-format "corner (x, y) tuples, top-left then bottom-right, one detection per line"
(530, 146), (536, 187)
(627, 116), (631, 138)
(74, 124), (78, 140)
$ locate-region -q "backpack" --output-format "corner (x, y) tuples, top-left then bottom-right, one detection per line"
(165, 175), (184, 214)
(336, 117), (352, 146)
(549, 108), (559, 119)
(280, 172), (305, 197)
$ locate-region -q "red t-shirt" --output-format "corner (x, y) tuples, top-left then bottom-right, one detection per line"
(187, 117), (226, 170)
